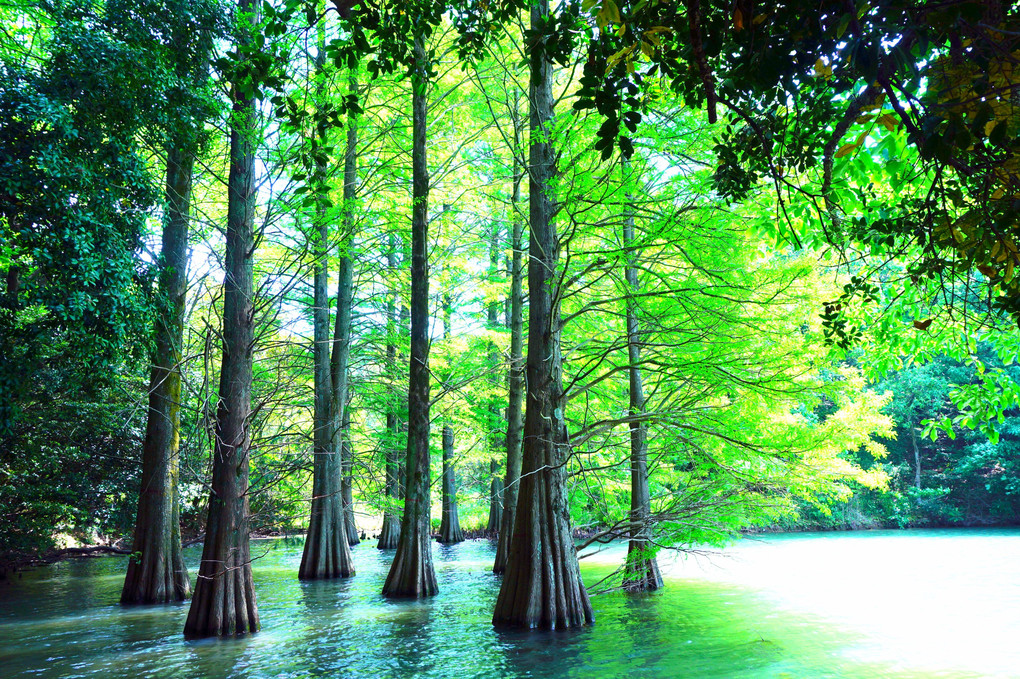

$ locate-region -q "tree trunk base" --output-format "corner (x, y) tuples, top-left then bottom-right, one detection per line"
(121, 548), (191, 604)
(382, 529), (437, 598)
(622, 541), (663, 592)
(299, 500), (355, 580)
(377, 514), (401, 549)
(184, 540), (259, 638)
(436, 516), (464, 544)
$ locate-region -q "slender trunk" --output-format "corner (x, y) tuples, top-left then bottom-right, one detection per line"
(121, 139), (193, 605)
(184, 0), (260, 636)
(620, 159), (662, 592)
(486, 225), (503, 536)
(438, 293), (464, 543)
(437, 424), (463, 543)
(382, 36), (437, 598)
(493, 0), (593, 628)
(298, 31), (355, 581)
(378, 236), (402, 549)
(335, 74), (360, 548)
(487, 460), (502, 533)
(494, 141), (525, 574)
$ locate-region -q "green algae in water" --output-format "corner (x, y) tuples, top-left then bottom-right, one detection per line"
(0, 532), (1013, 678)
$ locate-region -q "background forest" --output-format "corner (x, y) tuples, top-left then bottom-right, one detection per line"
(2, 0), (1020, 632)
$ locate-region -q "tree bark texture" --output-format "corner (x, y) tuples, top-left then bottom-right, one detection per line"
(494, 150), (525, 574)
(121, 139), (193, 605)
(437, 424), (464, 543)
(377, 238), (402, 549)
(336, 83), (360, 548)
(382, 37), (437, 598)
(493, 1), (593, 629)
(298, 36), (355, 581)
(184, 0), (260, 636)
(620, 164), (662, 592)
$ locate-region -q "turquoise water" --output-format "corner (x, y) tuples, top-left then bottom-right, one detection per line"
(1, 529), (1018, 678)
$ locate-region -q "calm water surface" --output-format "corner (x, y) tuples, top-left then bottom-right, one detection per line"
(1, 529), (1018, 678)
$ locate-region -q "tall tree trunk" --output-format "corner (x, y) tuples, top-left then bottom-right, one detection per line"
(493, 0), (593, 629)
(298, 31), (355, 581)
(378, 235), (402, 549)
(184, 0), (260, 636)
(335, 74), (360, 548)
(486, 223), (503, 535)
(494, 142), (525, 574)
(437, 424), (464, 543)
(620, 160), (662, 592)
(121, 139), (193, 605)
(438, 293), (464, 544)
(382, 36), (437, 598)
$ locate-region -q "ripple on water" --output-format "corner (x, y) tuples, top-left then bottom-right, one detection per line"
(1, 529), (1017, 678)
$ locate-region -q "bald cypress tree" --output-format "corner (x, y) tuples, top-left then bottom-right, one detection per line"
(120, 0), (218, 607)
(381, 35), (437, 598)
(182, 0), (260, 638)
(298, 45), (356, 580)
(619, 160), (661, 592)
(492, 0), (593, 629)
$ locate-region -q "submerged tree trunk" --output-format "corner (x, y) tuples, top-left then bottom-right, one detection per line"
(493, 0), (593, 628)
(437, 424), (464, 543)
(298, 36), (355, 581)
(620, 162), (662, 592)
(184, 0), (260, 636)
(438, 294), (464, 544)
(382, 36), (437, 598)
(336, 79), (360, 548)
(121, 140), (193, 605)
(377, 236), (402, 550)
(494, 147), (525, 574)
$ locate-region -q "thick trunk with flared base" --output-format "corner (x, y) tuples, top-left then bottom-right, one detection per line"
(122, 142), (192, 605)
(382, 36), (437, 598)
(494, 151), (525, 575)
(300, 448), (353, 579)
(183, 23), (260, 633)
(298, 39), (355, 582)
(493, 4), (593, 628)
(335, 76), (360, 549)
(298, 240), (353, 579)
(437, 425), (464, 543)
